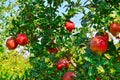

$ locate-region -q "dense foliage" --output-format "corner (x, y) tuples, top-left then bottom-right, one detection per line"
(1, 0), (120, 80)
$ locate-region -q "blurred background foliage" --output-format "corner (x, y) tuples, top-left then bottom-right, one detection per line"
(0, 50), (31, 80)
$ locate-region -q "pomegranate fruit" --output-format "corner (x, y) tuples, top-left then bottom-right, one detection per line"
(95, 32), (109, 41)
(62, 72), (76, 80)
(90, 36), (108, 55)
(103, 32), (109, 41)
(6, 37), (18, 50)
(65, 21), (75, 32)
(110, 22), (120, 38)
(16, 33), (29, 46)
(56, 59), (69, 70)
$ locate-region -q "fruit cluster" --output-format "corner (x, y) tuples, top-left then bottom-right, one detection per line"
(6, 33), (29, 50)
(50, 21), (76, 80)
(90, 22), (120, 56)
(6, 21), (75, 80)
(6, 21), (120, 79)
(56, 59), (76, 80)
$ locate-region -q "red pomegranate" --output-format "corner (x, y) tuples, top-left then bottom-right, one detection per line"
(95, 32), (109, 41)
(16, 33), (29, 46)
(110, 22), (120, 38)
(56, 59), (69, 70)
(103, 32), (109, 41)
(62, 72), (76, 80)
(90, 36), (108, 55)
(65, 21), (75, 32)
(6, 37), (18, 50)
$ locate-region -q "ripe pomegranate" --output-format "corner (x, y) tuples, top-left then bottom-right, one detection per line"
(62, 72), (76, 80)
(56, 59), (69, 70)
(16, 33), (29, 46)
(90, 36), (108, 55)
(110, 22), (120, 38)
(95, 32), (109, 41)
(65, 21), (75, 32)
(6, 37), (18, 50)
(103, 32), (109, 41)
(47, 47), (58, 54)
